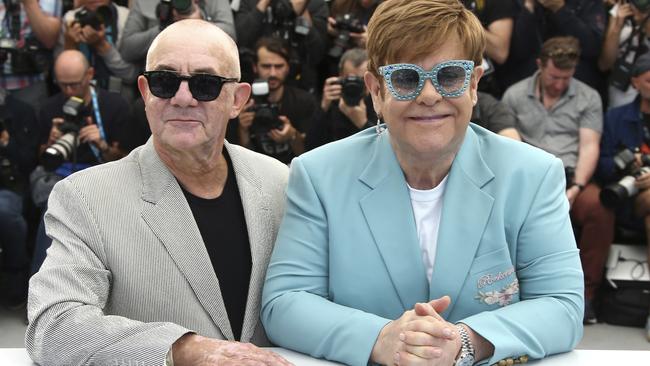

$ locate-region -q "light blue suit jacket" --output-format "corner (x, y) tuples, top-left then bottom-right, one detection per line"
(261, 124), (584, 366)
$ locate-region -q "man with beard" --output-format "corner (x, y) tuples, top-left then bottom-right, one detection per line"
(234, 36), (317, 164)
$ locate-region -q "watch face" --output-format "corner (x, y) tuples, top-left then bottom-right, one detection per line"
(456, 354), (475, 366)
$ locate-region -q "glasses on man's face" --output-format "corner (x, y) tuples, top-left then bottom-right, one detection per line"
(56, 79), (84, 90)
(143, 70), (239, 102)
(378, 60), (475, 100)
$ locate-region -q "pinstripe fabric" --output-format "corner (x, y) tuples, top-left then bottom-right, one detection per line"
(25, 139), (289, 366)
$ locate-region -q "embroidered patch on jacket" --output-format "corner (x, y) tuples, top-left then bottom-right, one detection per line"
(475, 278), (519, 306)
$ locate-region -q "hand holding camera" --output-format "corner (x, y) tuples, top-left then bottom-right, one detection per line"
(239, 99), (256, 131)
(321, 76), (343, 110)
(268, 115), (298, 143)
(63, 21), (84, 49)
(611, 0), (634, 31)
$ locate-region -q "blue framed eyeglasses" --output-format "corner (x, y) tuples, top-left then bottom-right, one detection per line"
(378, 60), (475, 100)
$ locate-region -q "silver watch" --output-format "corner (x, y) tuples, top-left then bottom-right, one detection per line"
(454, 324), (475, 366)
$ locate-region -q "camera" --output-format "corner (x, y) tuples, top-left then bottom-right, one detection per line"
(271, 0), (294, 21)
(42, 97), (86, 171)
(249, 80), (283, 135)
(339, 76), (365, 106)
(0, 0), (51, 74)
(156, 0), (194, 30)
(600, 147), (650, 208)
(328, 14), (364, 59)
(74, 5), (113, 31)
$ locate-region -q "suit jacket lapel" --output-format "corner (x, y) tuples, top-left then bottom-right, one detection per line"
(359, 132), (429, 310)
(226, 143), (273, 343)
(430, 128), (495, 317)
(138, 140), (235, 340)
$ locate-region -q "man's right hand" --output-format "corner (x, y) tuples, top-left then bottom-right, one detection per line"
(239, 99), (256, 132)
(63, 21), (83, 49)
(256, 0), (272, 13)
(612, 0), (633, 31)
(370, 297), (456, 366)
(321, 76), (342, 111)
(172, 333), (293, 366)
(48, 118), (64, 146)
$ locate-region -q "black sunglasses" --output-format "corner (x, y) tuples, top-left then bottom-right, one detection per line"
(143, 70), (239, 101)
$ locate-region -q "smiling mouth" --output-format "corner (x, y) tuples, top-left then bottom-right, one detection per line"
(408, 114), (451, 122)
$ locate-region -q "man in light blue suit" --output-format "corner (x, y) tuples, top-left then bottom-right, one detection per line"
(261, 1), (584, 365)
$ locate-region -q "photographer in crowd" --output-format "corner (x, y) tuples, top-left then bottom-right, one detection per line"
(31, 50), (127, 273)
(471, 91), (521, 140)
(599, 0), (650, 109)
(0, 0), (62, 110)
(0, 88), (38, 309)
(233, 37), (317, 164)
(497, 0), (607, 94)
(306, 47), (374, 150)
(57, 0), (138, 98)
(597, 52), (650, 337)
(234, 0), (328, 92)
(119, 0), (235, 66)
(503, 36), (613, 325)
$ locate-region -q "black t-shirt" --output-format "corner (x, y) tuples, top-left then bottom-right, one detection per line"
(249, 85), (317, 164)
(181, 151), (251, 341)
(37, 88), (128, 165)
(464, 0), (517, 27)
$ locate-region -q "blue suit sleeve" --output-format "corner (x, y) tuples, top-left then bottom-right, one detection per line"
(461, 158), (584, 364)
(261, 158), (390, 366)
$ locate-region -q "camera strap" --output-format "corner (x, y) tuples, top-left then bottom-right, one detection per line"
(619, 14), (650, 60)
(88, 86), (106, 163)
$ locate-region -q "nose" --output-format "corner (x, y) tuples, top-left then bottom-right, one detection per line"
(171, 80), (198, 106)
(415, 77), (442, 105)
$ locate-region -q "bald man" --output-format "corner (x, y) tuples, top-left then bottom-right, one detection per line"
(26, 20), (290, 366)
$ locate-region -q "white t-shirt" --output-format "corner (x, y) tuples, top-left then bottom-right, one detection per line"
(407, 175), (448, 283)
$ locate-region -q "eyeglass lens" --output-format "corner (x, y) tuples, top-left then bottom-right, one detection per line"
(145, 71), (226, 101)
(390, 65), (467, 96)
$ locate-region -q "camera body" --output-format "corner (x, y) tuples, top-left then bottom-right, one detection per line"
(328, 14), (364, 59)
(338, 75), (365, 107)
(156, 0), (194, 30)
(42, 97), (86, 171)
(600, 147), (650, 208)
(249, 80), (283, 135)
(74, 5), (113, 31)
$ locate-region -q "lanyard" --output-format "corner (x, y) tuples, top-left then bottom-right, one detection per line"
(88, 86), (106, 162)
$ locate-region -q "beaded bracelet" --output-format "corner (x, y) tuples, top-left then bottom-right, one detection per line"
(492, 355), (529, 366)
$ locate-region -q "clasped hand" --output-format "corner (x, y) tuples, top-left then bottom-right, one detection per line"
(371, 296), (461, 366)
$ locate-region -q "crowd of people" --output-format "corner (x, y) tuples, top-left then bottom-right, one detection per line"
(0, 0), (649, 364)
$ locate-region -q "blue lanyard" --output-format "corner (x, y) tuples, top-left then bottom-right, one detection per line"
(88, 87), (106, 162)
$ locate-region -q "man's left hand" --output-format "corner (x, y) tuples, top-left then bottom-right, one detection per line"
(268, 115), (298, 143)
(78, 121), (102, 145)
(339, 98), (367, 129)
(566, 185), (580, 207)
(394, 297), (461, 366)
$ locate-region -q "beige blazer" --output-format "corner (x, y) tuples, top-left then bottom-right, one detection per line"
(26, 140), (289, 366)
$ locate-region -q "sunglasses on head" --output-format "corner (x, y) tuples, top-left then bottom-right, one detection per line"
(143, 70), (239, 102)
(378, 60), (475, 100)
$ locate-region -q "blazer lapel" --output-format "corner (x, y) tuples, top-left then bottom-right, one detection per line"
(226, 143), (273, 343)
(138, 140), (235, 340)
(429, 128), (495, 317)
(359, 132), (429, 310)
